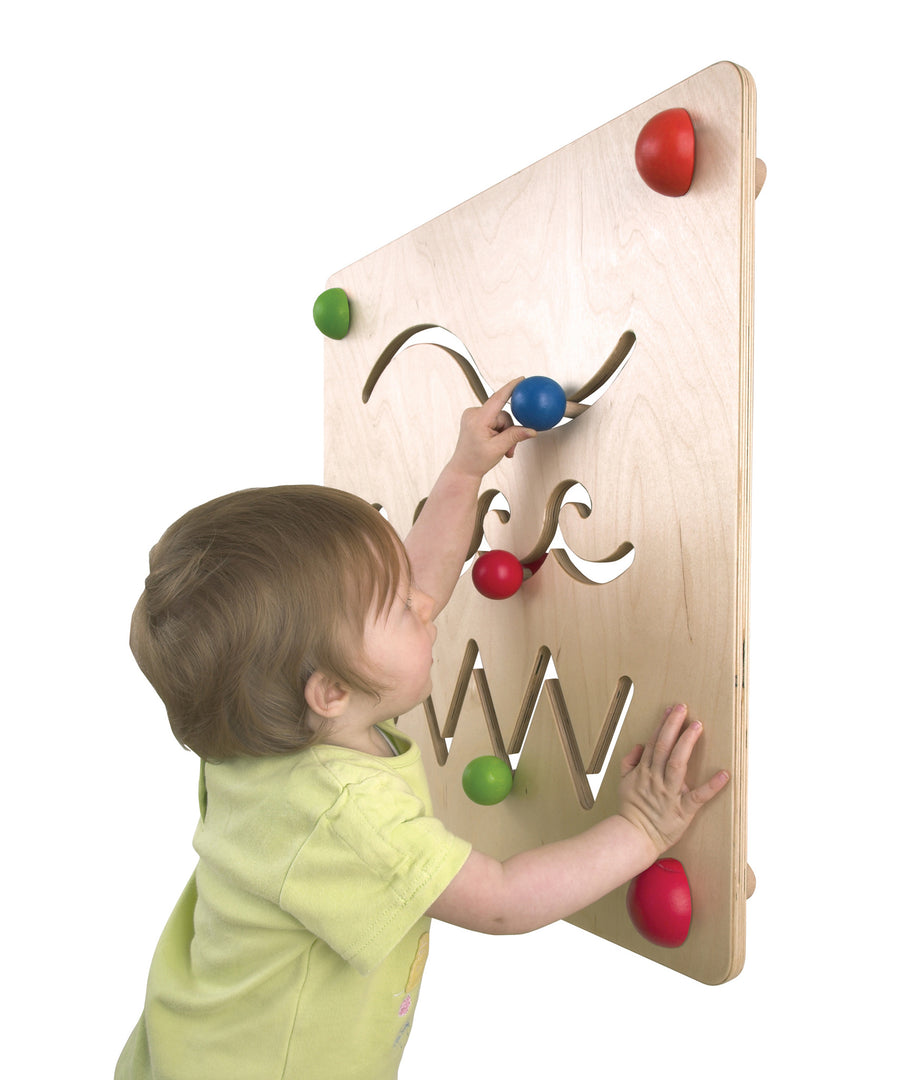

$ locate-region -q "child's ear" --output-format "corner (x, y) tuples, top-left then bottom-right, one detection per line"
(304, 671), (351, 720)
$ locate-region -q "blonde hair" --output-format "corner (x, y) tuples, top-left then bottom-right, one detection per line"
(130, 485), (406, 759)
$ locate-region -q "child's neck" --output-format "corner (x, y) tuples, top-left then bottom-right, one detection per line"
(324, 722), (396, 758)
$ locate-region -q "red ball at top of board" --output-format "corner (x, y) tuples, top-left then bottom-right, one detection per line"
(634, 108), (695, 197)
(472, 549), (524, 600)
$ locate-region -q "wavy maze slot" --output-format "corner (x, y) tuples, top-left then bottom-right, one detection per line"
(467, 482), (635, 586)
(363, 325), (636, 423)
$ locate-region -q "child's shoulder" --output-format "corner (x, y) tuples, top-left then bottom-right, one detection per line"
(204, 727), (422, 810)
(303, 729), (421, 790)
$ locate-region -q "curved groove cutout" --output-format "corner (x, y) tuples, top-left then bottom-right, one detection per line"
(465, 489), (510, 564)
(364, 325), (491, 405)
(378, 484), (633, 587)
(422, 642), (633, 810)
(514, 480), (635, 586)
(364, 325), (637, 425)
(569, 330), (637, 407)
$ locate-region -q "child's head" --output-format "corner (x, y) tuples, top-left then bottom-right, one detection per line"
(130, 485), (407, 759)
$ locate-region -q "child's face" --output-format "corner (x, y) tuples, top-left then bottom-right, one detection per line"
(361, 573), (437, 720)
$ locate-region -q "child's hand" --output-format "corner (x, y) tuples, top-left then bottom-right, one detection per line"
(449, 378), (536, 481)
(618, 705), (730, 858)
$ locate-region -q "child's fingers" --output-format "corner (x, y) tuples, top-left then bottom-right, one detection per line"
(685, 768), (730, 809)
(620, 743), (644, 775)
(493, 408), (515, 434)
(484, 377), (524, 418)
(647, 703), (689, 770)
(476, 378), (539, 458)
(664, 717), (705, 780)
(495, 423), (536, 458)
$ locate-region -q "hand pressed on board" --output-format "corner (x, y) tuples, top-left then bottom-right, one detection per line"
(618, 704), (730, 858)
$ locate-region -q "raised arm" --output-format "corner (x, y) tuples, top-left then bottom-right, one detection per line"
(403, 379), (535, 616)
(427, 705), (730, 934)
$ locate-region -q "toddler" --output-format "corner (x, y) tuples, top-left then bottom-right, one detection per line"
(116, 381), (728, 1079)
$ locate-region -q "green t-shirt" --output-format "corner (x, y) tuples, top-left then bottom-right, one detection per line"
(116, 726), (471, 1079)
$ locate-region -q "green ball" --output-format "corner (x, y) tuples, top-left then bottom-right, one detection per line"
(462, 755), (514, 805)
(313, 287), (351, 339)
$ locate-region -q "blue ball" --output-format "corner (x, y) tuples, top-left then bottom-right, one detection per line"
(510, 376), (567, 431)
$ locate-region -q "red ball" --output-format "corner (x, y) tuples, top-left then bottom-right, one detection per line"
(521, 552), (548, 577)
(634, 108), (695, 197)
(626, 858), (692, 947)
(472, 550), (524, 600)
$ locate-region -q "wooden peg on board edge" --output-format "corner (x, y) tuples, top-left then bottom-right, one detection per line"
(755, 159), (767, 198)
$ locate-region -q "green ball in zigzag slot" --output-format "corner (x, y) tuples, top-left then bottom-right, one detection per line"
(313, 287), (351, 339)
(462, 755), (514, 805)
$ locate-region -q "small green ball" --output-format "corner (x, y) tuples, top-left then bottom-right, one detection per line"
(313, 287), (351, 339)
(462, 755), (514, 805)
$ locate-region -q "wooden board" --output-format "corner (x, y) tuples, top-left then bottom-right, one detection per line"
(323, 60), (756, 984)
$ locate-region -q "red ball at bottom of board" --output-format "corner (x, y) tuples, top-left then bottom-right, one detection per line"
(626, 858), (692, 947)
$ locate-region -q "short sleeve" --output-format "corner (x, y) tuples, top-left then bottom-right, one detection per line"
(279, 770), (471, 974)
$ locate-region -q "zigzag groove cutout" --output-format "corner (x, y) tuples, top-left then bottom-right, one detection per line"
(420, 640), (634, 810)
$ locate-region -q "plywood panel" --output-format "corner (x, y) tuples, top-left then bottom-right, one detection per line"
(323, 61), (756, 984)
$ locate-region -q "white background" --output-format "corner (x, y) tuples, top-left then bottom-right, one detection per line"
(3, 2), (896, 1075)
